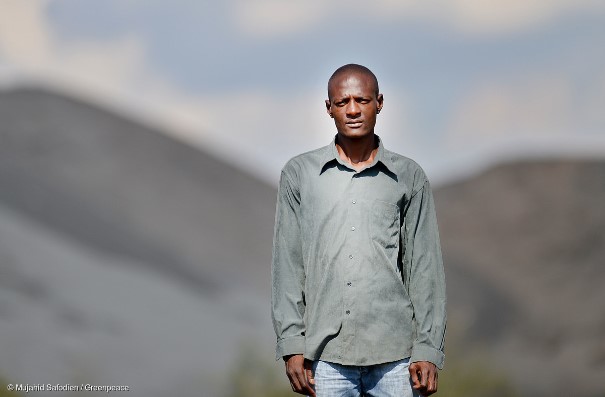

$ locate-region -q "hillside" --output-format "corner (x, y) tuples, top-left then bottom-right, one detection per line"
(0, 87), (279, 397)
(0, 87), (276, 293)
(436, 160), (605, 396)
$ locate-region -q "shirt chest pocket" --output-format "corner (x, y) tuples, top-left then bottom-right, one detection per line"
(370, 200), (400, 249)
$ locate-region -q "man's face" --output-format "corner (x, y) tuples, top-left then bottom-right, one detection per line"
(326, 72), (383, 140)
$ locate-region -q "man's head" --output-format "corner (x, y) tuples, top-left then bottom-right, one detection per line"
(326, 64), (383, 140)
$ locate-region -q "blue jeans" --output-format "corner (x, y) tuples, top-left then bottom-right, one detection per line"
(311, 358), (419, 397)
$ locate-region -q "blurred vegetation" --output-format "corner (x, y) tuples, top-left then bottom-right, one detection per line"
(439, 358), (519, 397)
(438, 333), (520, 397)
(0, 376), (24, 397)
(222, 345), (292, 397)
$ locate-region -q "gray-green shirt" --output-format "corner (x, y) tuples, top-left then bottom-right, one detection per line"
(271, 135), (446, 368)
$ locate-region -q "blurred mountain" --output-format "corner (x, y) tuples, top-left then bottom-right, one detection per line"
(0, 87), (279, 397)
(0, 87), (277, 293)
(0, 87), (603, 396)
(437, 160), (605, 396)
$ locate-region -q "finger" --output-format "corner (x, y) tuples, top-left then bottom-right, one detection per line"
(413, 365), (428, 395)
(409, 364), (421, 389)
(305, 361), (315, 385)
(286, 360), (302, 389)
(303, 382), (316, 397)
(295, 370), (315, 397)
(291, 366), (310, 394)
(419, 365), (428, 388)
(287, 370), (302, 393)
(286, 364), (305, 393)
(424, 368), (437, 396)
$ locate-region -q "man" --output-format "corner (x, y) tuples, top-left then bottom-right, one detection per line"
(271, 64), (446, 397)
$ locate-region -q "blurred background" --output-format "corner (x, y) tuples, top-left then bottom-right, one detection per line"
(0, 1), (604, 396)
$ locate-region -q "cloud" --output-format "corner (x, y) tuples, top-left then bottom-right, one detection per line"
(448, 0), (604, 36)
(0, 0), (52, 64)
(0, 0), (146, 96)
(229, 0), (605, 39)
(190, 88), (334, 178)
(445, 70), (605, 148)
(376, 0), (605, 36)
(0, 1), (254, 190)
(230, 1), (324, 38)
(448, 74), (571, 140)
(0, 1), (183, 138)
(0, 0), (216, 155)
(426, 67), (605, 184)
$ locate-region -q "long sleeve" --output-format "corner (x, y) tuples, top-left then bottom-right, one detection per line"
(402, 176), (447, 369)
(271, 170), (306, 360)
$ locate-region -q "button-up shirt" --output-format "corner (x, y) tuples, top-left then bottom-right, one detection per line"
(271, 135), (446, 368)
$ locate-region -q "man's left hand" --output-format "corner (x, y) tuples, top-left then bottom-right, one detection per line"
(409, 361), (438, 396)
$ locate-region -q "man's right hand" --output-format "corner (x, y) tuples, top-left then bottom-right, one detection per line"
(283, 354), (315, 396)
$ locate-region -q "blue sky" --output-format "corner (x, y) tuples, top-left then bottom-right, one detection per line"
(1, 0), (604, 184)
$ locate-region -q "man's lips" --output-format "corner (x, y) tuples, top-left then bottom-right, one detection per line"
(345, 121), (363, 128)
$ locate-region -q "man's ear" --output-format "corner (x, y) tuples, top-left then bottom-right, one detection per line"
(376, 93), (384, 114)
(325, 99), (333, 118)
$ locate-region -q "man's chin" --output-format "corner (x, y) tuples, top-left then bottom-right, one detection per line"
(336, 128), (374, 140)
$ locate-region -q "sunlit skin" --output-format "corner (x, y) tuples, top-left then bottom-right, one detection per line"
(284, 66), (439, 396)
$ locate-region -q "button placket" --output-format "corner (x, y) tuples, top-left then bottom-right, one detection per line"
(346, 178), (360, 294)
(342, 174), (358, 350)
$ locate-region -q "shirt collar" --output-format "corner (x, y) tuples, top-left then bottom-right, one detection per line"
(320, 134), (396, 174)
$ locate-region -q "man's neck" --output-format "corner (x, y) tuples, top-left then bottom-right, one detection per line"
(335, 133), (378, 171)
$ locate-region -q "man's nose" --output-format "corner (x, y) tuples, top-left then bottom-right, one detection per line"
(346, 101), (361, 117)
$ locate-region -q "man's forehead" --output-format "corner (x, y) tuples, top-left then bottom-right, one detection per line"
(331, 71), (374, 86)
(329, 72), (377, 97)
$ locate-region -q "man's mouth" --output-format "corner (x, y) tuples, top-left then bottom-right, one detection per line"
(346, 121), (363, 128)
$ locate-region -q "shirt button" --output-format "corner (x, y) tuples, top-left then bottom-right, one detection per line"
(349, 254), (353, 259)
(352, 199), (356, 204)
(351, 226), (355, 231)
(346, 310), (350, 315)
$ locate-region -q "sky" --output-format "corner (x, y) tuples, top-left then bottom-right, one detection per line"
(1, 0), (604, 185)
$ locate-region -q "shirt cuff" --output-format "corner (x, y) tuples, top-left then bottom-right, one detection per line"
(410, 344), (445, 369)
(275, 336), (306, 360)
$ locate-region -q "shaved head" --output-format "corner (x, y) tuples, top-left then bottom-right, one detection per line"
(327, 64), (379, 100)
